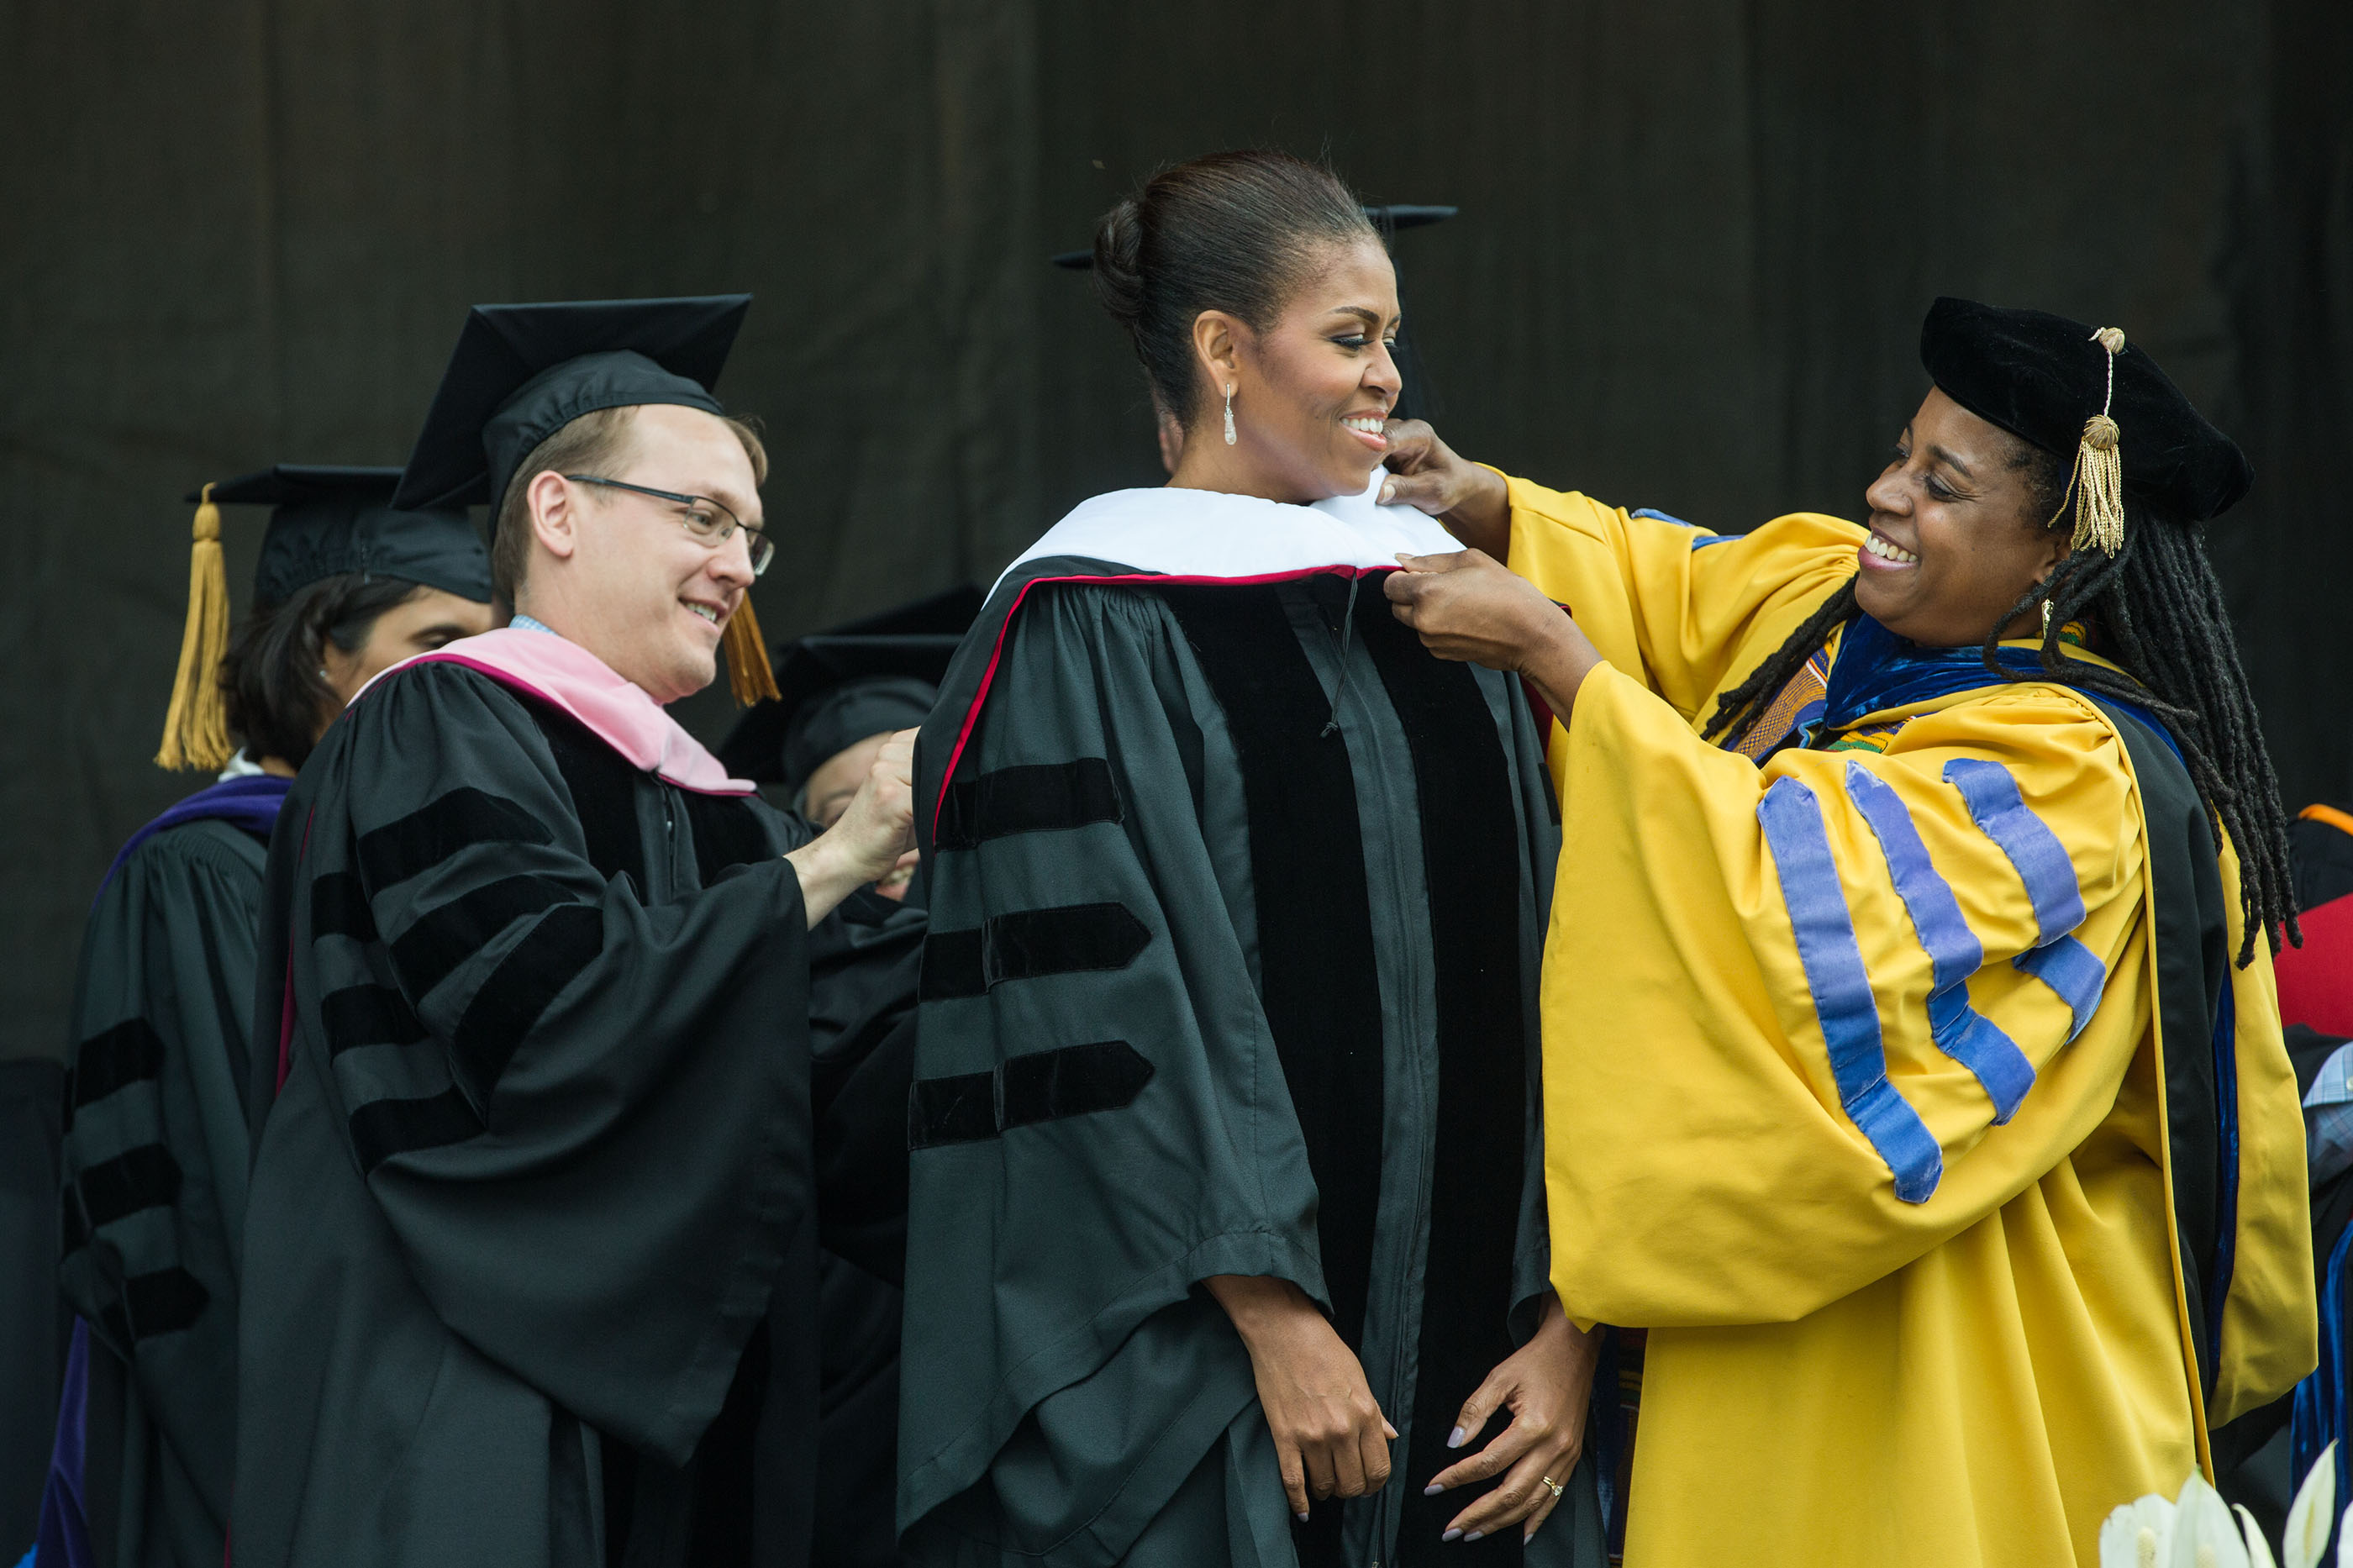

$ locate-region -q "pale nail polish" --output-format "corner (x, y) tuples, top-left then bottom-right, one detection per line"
(1464, 1530), (1485, 1542)
(1441, 1529), (1462, 1543)
(1423, 1484), (1443, 1497)
(1296, 1511), (1310, 1523)
(1446, 1426), (1466, 1449)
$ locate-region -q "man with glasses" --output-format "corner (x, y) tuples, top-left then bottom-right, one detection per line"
(230, 297), (916, 1568)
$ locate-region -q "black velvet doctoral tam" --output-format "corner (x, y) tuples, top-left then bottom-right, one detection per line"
(1919, 296), (2253, 522)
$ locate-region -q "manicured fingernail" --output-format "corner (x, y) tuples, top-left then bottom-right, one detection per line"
(1441, 1529), (1463, 1543)
(1296, 1511), (1310, 1522)
(1380, 481), (1397, 503)
(1423, 1483), (1443, 1496)
(1447, 1426), (1466, 1449)
(1464, 1530), (1485, 1542)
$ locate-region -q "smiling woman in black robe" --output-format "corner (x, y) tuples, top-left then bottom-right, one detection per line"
(900, 153), (1604, 1568)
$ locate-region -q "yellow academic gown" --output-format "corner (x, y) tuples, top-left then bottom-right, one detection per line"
(1503, 478), (2315, 1567)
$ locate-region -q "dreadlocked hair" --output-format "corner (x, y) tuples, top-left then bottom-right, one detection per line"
(1702, 579), (1862, 754)
(1989, 448), (2296, 965)
(1704, 449), (2295, 967)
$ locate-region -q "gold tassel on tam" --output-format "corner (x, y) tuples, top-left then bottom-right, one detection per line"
(2048, 325), (2129, 556)
(155, 482), (234, 771)
(724, 595), (782, 706)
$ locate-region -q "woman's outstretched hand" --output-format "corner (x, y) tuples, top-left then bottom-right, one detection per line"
(1423, 1296), (1598, 1545)
(1384, 550), (1603, 719)
(1377, 420), (1511, 559)
(1204, 1275), (1396, 1520)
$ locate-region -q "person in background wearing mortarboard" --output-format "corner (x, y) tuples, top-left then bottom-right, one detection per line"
(27, 469), (492, 1568)
(229, 297), (915, 1568)
(713, 584), (976, 1568)
(1374, 300), (2317, 1566)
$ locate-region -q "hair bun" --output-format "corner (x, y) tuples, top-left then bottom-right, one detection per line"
(1091, 196), (1147, 330)
(1087, 151), (1371, 427)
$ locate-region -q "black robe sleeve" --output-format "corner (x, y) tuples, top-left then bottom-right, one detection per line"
(900, 582), (1331, 1552)
(58, 820), (266, 1565)
(315, 662), (808, 1452)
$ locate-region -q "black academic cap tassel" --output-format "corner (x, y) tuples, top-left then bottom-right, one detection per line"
(155, 482), (234, 771)
(724, 596), (782, 706)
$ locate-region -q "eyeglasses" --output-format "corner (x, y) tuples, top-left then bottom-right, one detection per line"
(564, 474), (773, 577)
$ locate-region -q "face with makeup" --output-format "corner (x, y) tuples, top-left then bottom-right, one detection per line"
(1170, 237), (1403, 503)
(1856, 387), (2071, 648)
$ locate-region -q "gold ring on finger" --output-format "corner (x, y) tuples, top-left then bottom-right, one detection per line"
(1540, 1476), (1565, 1500)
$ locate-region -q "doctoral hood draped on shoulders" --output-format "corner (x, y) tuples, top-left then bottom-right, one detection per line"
(997, 471), (1466, 589)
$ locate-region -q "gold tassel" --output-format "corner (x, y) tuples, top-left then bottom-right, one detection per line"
(2047, 326), (2130, 557)
(155, 483), (234, 771)
(724, 595), (782, 706)
(2071, 413), (2126, 555)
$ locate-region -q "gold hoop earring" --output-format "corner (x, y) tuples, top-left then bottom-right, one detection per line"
(1223, 383), (1237, 447)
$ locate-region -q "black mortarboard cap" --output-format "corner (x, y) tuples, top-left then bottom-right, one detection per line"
(717, 585), (985, 789)
(196, 465), (492, 608)
(392, 295), (752, 518)
(157, 464), (492, 771)
(1920, 297), (2252, 525)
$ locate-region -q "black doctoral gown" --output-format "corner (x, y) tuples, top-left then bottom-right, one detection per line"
(806, 884), (926, 1568)
(898, 481), (1605, 1568)
(55, 792), (283, 1568)
(234, 651), (826, 1568)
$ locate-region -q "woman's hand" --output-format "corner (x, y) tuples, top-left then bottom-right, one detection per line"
(784, 729), (916, 926)
(1377, 420), (1510, 558)
(1424, 1296), (1598, 1544)
(1384, 550), (1603, 718)
(1204, 1275), (1396, 1519)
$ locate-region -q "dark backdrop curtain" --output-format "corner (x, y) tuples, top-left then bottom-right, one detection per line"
(2, 0), (2347, 1544)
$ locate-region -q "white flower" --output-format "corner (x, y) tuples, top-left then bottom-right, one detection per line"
(2241, 1503), (2283, 1568)
(2103, 1492), (2177, 1568)
(2104, 1449), (2347, 1568)
(2283, 1442), (2335, 1568)
(2171, 1476), (2251, 1568)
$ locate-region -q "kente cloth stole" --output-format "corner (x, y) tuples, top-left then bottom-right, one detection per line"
(1728, 646), (1832, 760)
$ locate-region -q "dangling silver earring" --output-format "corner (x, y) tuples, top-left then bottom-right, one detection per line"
(1223, 384), (1237, 446)
(2040, 598), (2054, 639)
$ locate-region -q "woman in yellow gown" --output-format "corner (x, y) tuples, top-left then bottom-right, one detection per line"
(1380, 298), (2316, 1566)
